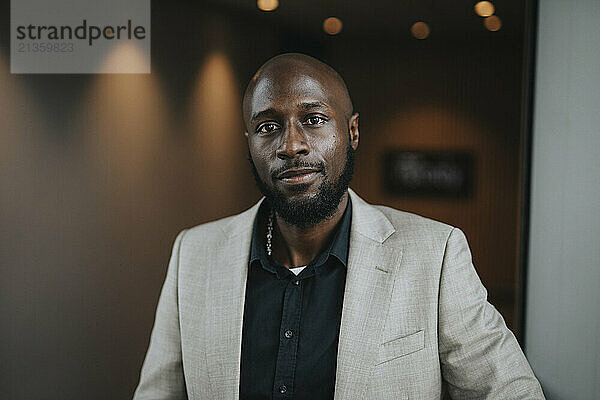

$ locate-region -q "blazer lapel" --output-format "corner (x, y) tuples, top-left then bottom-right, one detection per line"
(202, 200), (262, 399)
(334, 189), (403, 400)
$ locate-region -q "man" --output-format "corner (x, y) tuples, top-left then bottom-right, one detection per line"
(133, 53), (545, 399)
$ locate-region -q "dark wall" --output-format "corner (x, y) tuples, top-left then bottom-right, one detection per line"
(1, 2), (527, 399)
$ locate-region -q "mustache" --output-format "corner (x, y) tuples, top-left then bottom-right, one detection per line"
(270, 160), (326, 179)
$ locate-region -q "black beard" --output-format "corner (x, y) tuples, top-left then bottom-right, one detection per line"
(248, 144), (355, 229)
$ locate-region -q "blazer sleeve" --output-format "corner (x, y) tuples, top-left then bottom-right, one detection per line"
(438, 228), (545, 399)
(133, 230), (189, 400)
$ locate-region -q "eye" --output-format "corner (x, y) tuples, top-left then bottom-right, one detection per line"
(256, 122), (280, 134)
(303, 115), (327, 126)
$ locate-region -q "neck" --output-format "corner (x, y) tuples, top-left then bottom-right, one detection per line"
(270, 191), (349, 268)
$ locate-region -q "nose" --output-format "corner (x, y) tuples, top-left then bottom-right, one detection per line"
(276, 123), (310, 160)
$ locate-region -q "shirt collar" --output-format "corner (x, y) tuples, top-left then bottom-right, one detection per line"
(249, 195), (352, 278)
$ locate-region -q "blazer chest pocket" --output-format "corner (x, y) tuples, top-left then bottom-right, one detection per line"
(377, 330), (425, 365)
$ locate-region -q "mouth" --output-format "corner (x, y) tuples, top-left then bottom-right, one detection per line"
(276, 167), (322, 184)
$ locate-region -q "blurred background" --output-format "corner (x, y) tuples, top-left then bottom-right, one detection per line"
(1, 0), (598, 399)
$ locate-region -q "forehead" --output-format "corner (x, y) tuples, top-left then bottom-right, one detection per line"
(247, 73), (337, 118)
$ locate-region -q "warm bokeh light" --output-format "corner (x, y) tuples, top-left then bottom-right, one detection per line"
(257, 0), (278, 12)
(83, 58), (167, 186)
(98, 42), (150, 73)
(190, 51), (246, 213)
(484, 15), (502, 31)
(323, 17), (343, 35)
(411, 21), (430, 39)
(0, 48), (45, 213)
(474, 1), (495, 17)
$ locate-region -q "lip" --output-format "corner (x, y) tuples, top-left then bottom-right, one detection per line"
(276, 167), (322, 179)
(276, 167), (322, 185)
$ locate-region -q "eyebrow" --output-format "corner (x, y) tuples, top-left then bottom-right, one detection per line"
(250, 108), (276, 124)
(250, 101), (331, 124)
(299, 101), (329, 111)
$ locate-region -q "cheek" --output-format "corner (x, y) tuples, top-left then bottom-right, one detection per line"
(249, 143), (273, 176)
(315, 133), (347, 175)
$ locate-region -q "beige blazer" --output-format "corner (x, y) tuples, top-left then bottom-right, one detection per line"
(133, 189), (545, 399)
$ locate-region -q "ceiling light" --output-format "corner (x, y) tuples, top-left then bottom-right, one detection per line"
(474, 1), (495, 17)
(411, 22), (430, 40)
(323, 17), (343, 35)
(484, 15), (502, 31)
(257, 0), (278, 12)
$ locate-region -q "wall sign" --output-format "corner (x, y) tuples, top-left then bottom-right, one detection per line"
(383, 150), (475, 198)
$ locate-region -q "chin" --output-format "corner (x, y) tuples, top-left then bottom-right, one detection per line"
(279, 183), (319, 197)
(275, 176), (322, 196)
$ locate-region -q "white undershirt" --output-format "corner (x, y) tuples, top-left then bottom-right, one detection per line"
(289, 265), (307, 276)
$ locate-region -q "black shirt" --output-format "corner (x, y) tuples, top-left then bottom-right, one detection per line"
(239, 197), (352, 400)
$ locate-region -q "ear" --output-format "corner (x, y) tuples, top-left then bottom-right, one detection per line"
(348, 112), (359, 150)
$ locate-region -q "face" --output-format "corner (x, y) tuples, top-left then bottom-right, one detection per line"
(245, 71), (359, 227)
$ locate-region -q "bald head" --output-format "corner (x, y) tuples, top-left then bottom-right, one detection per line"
(242, 53), (354, 127)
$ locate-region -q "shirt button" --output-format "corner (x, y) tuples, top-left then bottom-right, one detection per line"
(284, 329), (293, 339)
(293, 280), (300, 285)
(279, 385), (287, 394)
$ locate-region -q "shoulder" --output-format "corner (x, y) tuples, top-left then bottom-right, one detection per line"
(176, 199), (262, 251)
(349, 188), (459, 252)
(373, 204), (455, 242)
(376, 205), (457, 263)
